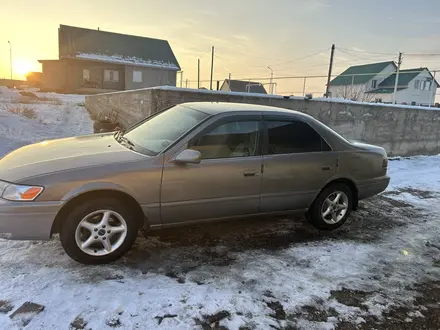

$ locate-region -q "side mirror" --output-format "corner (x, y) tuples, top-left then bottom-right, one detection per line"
(174, 149), (201, 164)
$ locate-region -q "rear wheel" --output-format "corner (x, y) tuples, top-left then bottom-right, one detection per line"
(308, 183), (353, 230)
(60, 198), (139, 264)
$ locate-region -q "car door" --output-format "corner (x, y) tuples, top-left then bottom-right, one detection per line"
(160, 114), (263, 225)
(260, 116), (337, 213)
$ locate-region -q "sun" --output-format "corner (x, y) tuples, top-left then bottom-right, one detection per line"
(13, 59), (33, 76)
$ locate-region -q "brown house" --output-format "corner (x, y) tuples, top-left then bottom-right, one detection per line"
(39, 25), (180, 94)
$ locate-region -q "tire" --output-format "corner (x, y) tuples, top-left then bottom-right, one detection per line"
(60, 198), (139, 264)
(307, 183), (353, 231)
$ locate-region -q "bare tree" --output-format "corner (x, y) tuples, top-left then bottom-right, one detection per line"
(331, 84), (375, 102)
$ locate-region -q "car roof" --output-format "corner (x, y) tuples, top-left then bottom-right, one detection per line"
(180, 102), (304, 117)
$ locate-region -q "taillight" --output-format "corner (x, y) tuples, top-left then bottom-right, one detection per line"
(382, 158), (388, 168)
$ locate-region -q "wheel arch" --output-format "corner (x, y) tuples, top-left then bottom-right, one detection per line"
(312, 178), (359, 210)
(51, 189), (146, 236)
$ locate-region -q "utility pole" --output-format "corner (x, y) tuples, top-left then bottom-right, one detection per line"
(185, 79), (188, 88)
(210, 46), (214, 90)
(392, 52), (403, 104)
(302, 77), (307, 96)
(325, 44), (335, 98)
(7, 41), (12, 80)
(179, 71), (183, 88)
(268, 66), (274, 94)
(429, 71), (436, 107)
(197, 59), (200, 89)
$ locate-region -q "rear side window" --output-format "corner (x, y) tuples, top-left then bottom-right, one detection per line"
(266, 120), (330, 154)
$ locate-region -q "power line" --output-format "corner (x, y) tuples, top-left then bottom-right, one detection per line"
(268, 48), (330, 67)
(186, 69), (440, 84)
(337, 48), (394, 61)
(337, 47), (397, 56)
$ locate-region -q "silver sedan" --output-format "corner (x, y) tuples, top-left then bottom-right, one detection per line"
(0, 102), (390, 264)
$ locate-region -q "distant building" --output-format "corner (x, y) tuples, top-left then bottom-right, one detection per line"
(220, 79), (267, 94)
(329, 61), (438, 106)
(38, 25), (180, 94)
(26, 72), (43, 87)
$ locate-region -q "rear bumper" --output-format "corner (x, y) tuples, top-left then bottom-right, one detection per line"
(358, 176), (390, 200)
(0, 199), (63, 240)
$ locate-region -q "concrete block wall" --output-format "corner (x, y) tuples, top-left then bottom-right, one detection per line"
(85, 87), (440, 157)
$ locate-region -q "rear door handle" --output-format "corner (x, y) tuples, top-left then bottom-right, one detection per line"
(243, 169), (258, 177)
(321, 165), (332, 171)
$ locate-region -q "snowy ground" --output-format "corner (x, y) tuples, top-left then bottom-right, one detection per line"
(0, 89), (440, 329)
(0, 87), (92, 157)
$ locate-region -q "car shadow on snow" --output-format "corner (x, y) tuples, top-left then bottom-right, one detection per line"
(113, 192), (423, 278)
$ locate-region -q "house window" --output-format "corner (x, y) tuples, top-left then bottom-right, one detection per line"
(104, 70), (119, 82)
(371, 80), (377, 89)
(82, 69), (90, 82)
(424, 81), (431, 91)
(133, 71), (142, 83)
(414, 80), (420, 89)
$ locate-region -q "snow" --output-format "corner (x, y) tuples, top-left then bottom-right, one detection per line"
(0, 89), (92, 157)
(1, 88), (440, 328)
(74, 53), (180, 70)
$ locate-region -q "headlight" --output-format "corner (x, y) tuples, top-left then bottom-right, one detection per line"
(1, 182), (44, 201)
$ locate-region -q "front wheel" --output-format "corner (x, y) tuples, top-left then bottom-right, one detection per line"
(307, 183), (353, 230)
(60, 198), (139, 264)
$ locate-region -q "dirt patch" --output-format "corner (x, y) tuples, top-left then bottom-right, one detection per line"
(399, 187), (438, 199)
(290, 305), (339, 322)
(335, 281), (440, 329)
(384, 188), (438, 200)
(330, 288), (370, 310)
(266, 300), (286, 320)
(194, 310), (231, 329)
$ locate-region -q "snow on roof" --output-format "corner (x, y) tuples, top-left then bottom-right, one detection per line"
(72, 53), (180, 70)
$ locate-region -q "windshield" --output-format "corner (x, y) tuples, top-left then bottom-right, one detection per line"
(122, 105), (209, 156)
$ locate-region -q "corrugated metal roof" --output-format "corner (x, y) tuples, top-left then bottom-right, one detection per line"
(58, 25), (180, 70)
(329, 61), (396, 86)
(378, 68), (438, 87)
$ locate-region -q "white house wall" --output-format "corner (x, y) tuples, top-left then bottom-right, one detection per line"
(393, 70), (437, 105)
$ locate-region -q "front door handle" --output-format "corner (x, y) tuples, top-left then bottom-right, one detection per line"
(321, 165), (332, 171)
(243, 169), (258, 177)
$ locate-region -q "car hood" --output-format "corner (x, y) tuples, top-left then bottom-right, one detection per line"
(350, 140), (387, 157)
(0, 134), (146, 182)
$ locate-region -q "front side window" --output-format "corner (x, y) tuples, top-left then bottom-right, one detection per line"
(266, 120), (327, 154)
(122, 105), (208, 156)
(189, 121), (260, 159)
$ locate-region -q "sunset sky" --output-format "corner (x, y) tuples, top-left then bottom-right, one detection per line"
(1, 0), (439, 98)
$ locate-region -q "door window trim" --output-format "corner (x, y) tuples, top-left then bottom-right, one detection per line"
(262, 117), (332, 155)
(186, 115), (263, 160)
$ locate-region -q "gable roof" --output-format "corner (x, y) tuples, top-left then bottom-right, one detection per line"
(222, 79), (267, 94)
(378, 67), (439, 88)
(330, 61), (396, 86)
(58, 25), (180, 70)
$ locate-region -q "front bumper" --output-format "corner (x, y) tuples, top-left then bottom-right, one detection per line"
(0, 199), (63, 240)
(358, 176), (391, 200)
